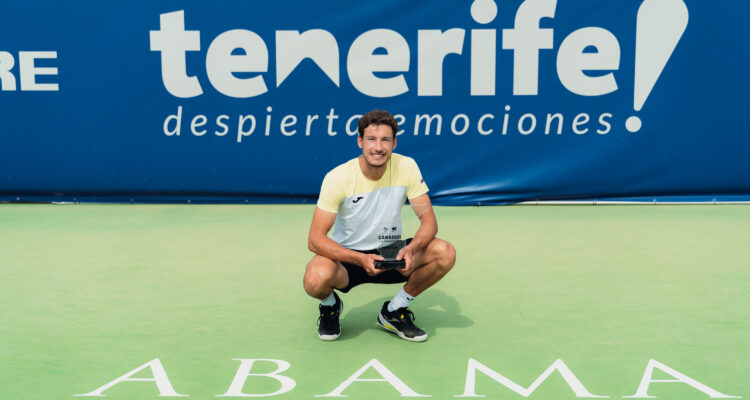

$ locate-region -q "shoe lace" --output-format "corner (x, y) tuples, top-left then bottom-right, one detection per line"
(317, 304), (339, 327)
(397, 308), (416, 324)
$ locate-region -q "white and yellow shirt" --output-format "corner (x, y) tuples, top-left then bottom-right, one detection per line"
(317, 153), (428, 250)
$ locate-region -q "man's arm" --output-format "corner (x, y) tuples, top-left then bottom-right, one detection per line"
(308, 207), (384, 275)
(397, 193), (437, 270)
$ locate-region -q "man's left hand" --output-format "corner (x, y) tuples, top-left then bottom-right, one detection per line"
(396, 245), (415, 275)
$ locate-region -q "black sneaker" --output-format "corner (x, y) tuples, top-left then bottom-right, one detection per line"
(318, 292), (343, 341)
(377, 301), (428, 342)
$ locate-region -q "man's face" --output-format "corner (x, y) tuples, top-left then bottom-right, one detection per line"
(358, 124), (397, 168)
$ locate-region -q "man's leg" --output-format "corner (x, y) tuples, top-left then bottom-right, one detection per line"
(377, 238), (456, 342)
(403, 238), (456, 296)
(303, 255), (349, 341)
(303, 255), (349, 299)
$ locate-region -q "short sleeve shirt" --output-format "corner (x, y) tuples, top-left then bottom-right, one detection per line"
(317, 153), (428, 250)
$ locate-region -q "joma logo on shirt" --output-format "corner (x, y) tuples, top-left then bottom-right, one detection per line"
(352, 196), (364, 203)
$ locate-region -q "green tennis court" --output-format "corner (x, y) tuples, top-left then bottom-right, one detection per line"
(1, 204), (747, 400)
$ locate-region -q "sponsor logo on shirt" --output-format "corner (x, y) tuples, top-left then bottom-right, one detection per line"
(379, 234), (402, 241)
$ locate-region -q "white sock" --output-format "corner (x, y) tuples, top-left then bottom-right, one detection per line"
(388, 287), (415, 312)
(320, 292), (336, 306)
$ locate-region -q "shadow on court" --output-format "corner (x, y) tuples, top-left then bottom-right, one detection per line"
(337, 289), (473, 341)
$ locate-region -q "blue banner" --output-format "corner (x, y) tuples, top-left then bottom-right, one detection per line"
(1, 0), (748, 204)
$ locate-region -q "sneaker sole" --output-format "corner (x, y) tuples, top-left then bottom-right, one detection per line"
(377, 313), (428, 342)
(318, 332), (341, 341)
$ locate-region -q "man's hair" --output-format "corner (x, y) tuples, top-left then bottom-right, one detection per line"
(358, 110), (398, 138)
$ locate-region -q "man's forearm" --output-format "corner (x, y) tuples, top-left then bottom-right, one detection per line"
(309, 234), (364, 266)
(407, 218), (437, 254)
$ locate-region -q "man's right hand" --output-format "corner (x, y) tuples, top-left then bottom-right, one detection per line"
(360, 253), (385, 276)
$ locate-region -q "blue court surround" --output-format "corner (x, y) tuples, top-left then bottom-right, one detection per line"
(1, 1), (748, 204)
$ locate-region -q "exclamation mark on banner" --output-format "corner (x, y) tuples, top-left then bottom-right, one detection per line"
(626, 0), (689, 133)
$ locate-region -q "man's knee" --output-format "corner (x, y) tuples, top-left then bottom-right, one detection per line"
(303, 257), (341, 296)
(303, 271), (323, 297)
(433, 239), (456, 273)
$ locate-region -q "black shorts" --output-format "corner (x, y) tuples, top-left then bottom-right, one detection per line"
(337, 238), (412, 293)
